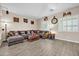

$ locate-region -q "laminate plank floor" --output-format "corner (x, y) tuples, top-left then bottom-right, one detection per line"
(0, 39), (79, 56)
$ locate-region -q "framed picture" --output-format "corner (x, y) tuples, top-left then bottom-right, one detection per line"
(31, 21), (34, 24)
(23, 18), (28, 23)
(13, 17), (19, 22)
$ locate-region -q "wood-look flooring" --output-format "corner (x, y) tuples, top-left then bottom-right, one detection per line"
(0, 39), (79, 56)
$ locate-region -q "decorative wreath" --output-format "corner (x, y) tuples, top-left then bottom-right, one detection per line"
(51, 16), (58, 24)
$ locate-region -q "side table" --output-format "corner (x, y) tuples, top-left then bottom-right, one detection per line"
(48, 34), (55, 40)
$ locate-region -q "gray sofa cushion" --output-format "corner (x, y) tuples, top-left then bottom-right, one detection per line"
(7, 35), (24, 43)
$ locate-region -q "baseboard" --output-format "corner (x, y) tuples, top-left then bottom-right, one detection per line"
(56, 38), (79, 44)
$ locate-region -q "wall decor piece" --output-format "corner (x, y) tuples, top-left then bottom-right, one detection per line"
(51, 16), (58, 24)
(63, 12), (66, 17)
(23, 18), (28, 23)
(63, 11), (71, 17)
(31, 21), (34, 24)
(6, 10), (9, 14)
(44, 16), (48, 21)
(67, 11), (71, 15)
(13, 17), (19, 22)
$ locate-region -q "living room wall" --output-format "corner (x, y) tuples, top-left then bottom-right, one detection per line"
(39, 6), (79, 43)
(0, 10), (39, 32)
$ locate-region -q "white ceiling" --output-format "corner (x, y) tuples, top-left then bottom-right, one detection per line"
(1, 3), (79, 19)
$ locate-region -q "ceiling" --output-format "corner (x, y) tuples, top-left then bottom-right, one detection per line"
(1, 3), (79, 19)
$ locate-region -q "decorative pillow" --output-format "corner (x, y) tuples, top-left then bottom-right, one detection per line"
(21, 31), (25, 34)
(15, 32), (19, 36)
(8, 31), (14, 37)
(27, 31), (30, 34)
(25, 31), (27, 34)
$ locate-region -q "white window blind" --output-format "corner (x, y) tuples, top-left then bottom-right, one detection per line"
(58, 15), (79, 32)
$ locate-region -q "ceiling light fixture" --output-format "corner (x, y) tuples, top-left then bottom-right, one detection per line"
(50, 9), (54, 12)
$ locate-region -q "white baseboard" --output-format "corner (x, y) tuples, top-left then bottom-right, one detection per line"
(56, 38), (79, 44)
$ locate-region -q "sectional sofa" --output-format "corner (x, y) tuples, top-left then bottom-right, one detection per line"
(7, 30), (53, 46)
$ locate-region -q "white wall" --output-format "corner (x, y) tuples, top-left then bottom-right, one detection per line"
(0, 10), (39, 32)
(0, 10), (39, 42)
(40, 6), (79, 43)
(56, 32), (79, 43)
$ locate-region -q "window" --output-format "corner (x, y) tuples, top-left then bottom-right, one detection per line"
(58, 16), (79, 32)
